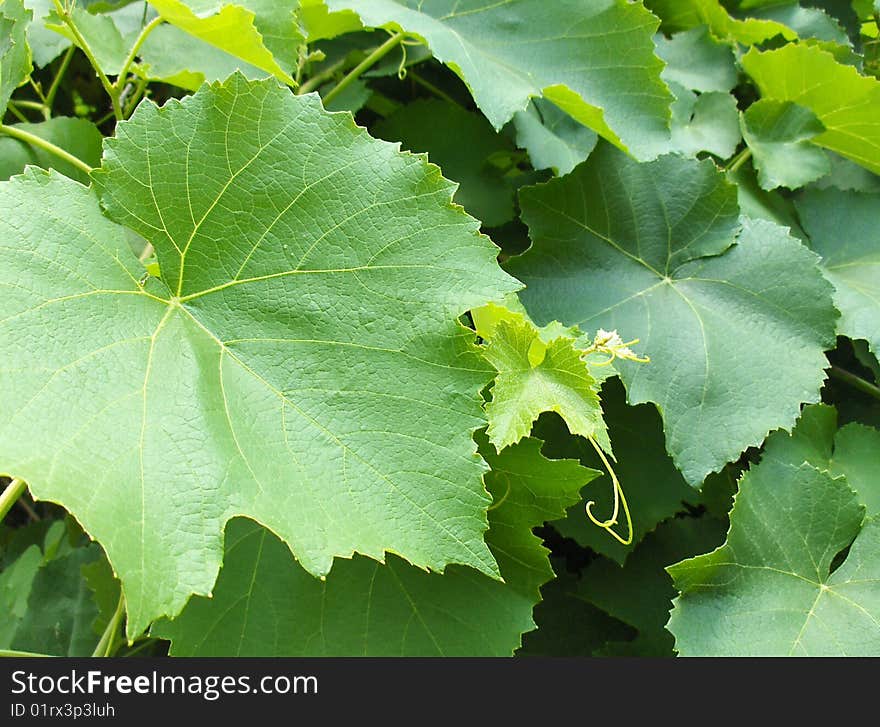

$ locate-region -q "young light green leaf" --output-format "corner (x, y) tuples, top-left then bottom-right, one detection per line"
(742, 44), (880, 175)
(326, 0), (673, 160)
(23, 0), (68, 67)
(137, 23), (267, 90)
(154, 435), (597, 655)
(741, 100), (831, 190)
(644, 0), (797, 43)
(0, 0), (32, 110)
(373, 99), (517, 226)
(45, 5), (128, 75)
(513, 99), (598, 177)
(147, 0), (300, 83)
(0, 76), (520, 638)
(0, 117), (103, 184)
(507, 144), (838, 485)
(668, 457), (879, 656)
(476, 304), (607, 453)
(796, 188), (880, 356)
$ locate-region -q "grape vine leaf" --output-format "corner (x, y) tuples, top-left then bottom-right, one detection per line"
(668, 457), (880, 656)
(326, 0), (673, 160)
(795, 188), (880, 356)
(474, 304), (607, 453)
(742, 44), (880, 175)
(569, 515), (727, 656)
(23, 0), (69, 67)
(741, 100), (831, 191)
(512, 99), (598, 177)
(0, 545), (41, 646)
(538, 377), (700, 564)
(667, 84), (740, 159)
(0, 0), (31, 110)
(137, 23), (266, 90)
(763, 403), (880, 517)
(507, 144), (838, 485)
(154, 435), (598, 655)
(654, 26), (737, 94)
(0, 117), (103, 184)
(45, 4), (128, 75)
(0, 75), (520, 638)
(643, 0), (797, 43)
(373, 99), (517, 227)
(147, 0), (300, 83)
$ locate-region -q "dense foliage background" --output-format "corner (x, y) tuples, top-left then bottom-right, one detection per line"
(1, 0), (879, 657)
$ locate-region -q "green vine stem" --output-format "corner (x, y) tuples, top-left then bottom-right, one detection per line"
(297, 57), (348, 96)
(0, 649), (53, 658)
(0, 124), (93, 173)
(0, 478), (28, 522)
(114, 16), (163, 97)
(829, 364), (880, 401)
(45, 45), (76, 115)
(585, 437), (633, 546)
(92, 593), (126, 657)
(725, 147), (753, 173)
(51, 0), (122, 120)
(322, 31), (406, 107)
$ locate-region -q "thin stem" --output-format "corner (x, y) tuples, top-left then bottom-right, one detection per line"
(17, 497), (40, 522)
(409, 71), (458, 106)
(6, 102), (30, 123)
(0, 478), (28, 522)
(0, 649), (53, 658)
(297, 57), (348, 95)
(322, 31), (406, 107)
(92, 593), (125, 657)
(123, 77), (148, 118)
(51, 0), (122, 120)
(10, 99), (46, 113)
(829, 364), (880, 401)
(0, 124), (93, 173)
(45, 45), (76, 114)
(114, 16), (163, 94)
(725, 146), (752, 174)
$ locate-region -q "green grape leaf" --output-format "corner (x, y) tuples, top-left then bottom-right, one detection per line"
(10, 544), (103, 656)
(300, 0), (362, 41)
(739, 1), (849, 44)
(654, 26), (737, 94)
(517, 563), (635, 656)
(0, 0), (31, 110)
(0, 76), (520, 638)
(147, 0), (300, 83)
(763, 403), (880, 517)
(45, 5), (127, 75)
(0, 117), (103, 184)
(539, 377), (700, 564)
(815, 154), (880, 193)
(512, 99), (598, 177)
(741, 99), (831, 191)
(475, 304), (607, 453)
(644, 0), (797, 43)
(326, 0), (673, 160)
(0, 544), (41, 646)
(742, 44), (880, 175)
(726, 159), (807, 237)
(137, 23), (267, 90)
(667, 84), (741, 159)
(668, 456), (879, 655)
(796, 188), (880, 356)
(507, 144), (838, 485)
(570, 516), (727, 656)
(154, 435), (597, 655)
(373, 99), (517, 227)
(23, 0), (68, 67)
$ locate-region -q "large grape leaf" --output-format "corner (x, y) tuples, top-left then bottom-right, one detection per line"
(666, 83), (740, 159)
(668, 457), (880, 656)
(154, 435), (597, 655)
(742, 44), (880, 175)
(0, 0), (31, 110)
(654, 26), (737, 94)
(795, 188), (880, 356)
(326, 0), (672, 160)
(506, 144), (838, 485)
(0, 75), (520, 638)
